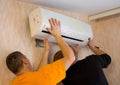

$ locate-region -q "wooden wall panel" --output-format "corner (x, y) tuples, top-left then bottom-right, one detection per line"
(90, 14), (120, 85)
(0, 0), (88, 85)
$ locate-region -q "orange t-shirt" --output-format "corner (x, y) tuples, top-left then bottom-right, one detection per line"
(11, 60), (66, 85)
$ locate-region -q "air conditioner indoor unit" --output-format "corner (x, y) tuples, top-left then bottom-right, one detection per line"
(29, 7), (93, 46)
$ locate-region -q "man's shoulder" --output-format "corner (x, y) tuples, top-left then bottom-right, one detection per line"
(38, 60), (66, 84)
(38, 59), (65, 71)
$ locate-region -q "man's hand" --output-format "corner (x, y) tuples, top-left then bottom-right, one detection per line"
(70, 44), (79, 64)
(70, 44), (79, 58)
(88, 38), (95, 48)
(88, 38), (105, 55)
(44, 39), (52, 51)
(46, 18), (61, 36)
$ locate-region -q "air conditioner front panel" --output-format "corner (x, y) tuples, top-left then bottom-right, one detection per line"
(29, 7), (93, 46)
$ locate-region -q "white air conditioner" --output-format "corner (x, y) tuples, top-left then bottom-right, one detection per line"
(29, 7), (93, 46)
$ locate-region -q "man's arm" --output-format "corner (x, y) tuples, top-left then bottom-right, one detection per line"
(88, 38), (105, 55)
(47, 18), (75, 70)
(38, 39), (50, 68)
(88, 38), (111, 68)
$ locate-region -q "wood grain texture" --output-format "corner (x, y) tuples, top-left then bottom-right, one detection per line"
(90, 14), (120, 85)
(0, 0), (88, 85)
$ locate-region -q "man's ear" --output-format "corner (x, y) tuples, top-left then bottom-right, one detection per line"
(22, 58), (29, 64)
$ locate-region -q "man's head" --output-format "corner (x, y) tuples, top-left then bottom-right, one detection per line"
(6, 51), (32, 75)
(53, 50), (78, 64)
(54, 45), (79, 64)
(54, 51), (64, 61)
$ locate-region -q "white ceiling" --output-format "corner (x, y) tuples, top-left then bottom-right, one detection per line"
(21, 0), (120, 15)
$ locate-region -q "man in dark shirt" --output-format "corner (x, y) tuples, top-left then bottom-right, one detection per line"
(54, 38), (111, 85)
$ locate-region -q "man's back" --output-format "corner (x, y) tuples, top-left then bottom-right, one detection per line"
(11, 60), (66, 85)
(62, 54), (111, 85)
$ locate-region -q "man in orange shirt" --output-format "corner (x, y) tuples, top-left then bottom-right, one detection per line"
(6, 18), (75, 85)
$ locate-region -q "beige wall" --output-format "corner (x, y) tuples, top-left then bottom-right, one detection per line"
(90, 14), (120, 85)
(0, 0), (88, 85)
(0, 0), (41, 85)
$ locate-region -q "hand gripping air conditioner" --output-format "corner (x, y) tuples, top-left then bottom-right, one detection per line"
(29, 7), (93, 46)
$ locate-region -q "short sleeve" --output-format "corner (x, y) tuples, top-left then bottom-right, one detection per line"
(95, 54), (111, 68)
(37, 59), (66, 84)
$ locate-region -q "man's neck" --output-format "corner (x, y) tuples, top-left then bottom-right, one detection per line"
(16, 68), (31, 76)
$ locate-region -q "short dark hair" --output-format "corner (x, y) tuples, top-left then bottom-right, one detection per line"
(6, 51), (25, 74)
(54, 50), (64, 61)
